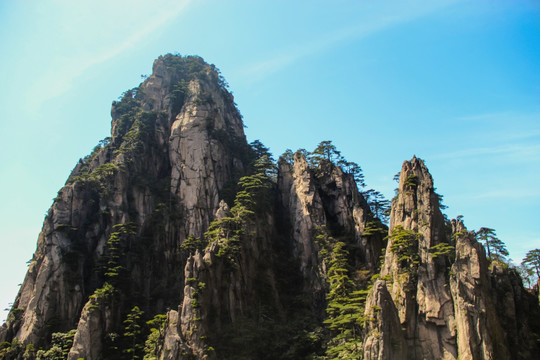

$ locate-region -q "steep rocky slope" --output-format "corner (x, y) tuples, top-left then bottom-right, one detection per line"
(364, 158), (540, 360)
(1, 54), (539, 360)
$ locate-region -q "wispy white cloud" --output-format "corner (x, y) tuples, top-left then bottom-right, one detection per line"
(470, 188), (540, 200)
(456, 112), (514, 122)
(433, 143), (540, 160)
(456, 110), (540, 124)
(434, 110), (540, 161)
(27, 0), (193, 111)
(78, 0), (193, 70)
(511, 238), (540, 262)
(239, 0), (464, 82)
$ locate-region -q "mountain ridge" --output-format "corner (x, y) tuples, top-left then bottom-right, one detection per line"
(1, 54), (539, 360)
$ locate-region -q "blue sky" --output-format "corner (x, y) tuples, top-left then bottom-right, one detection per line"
(1, 0), (539, 320)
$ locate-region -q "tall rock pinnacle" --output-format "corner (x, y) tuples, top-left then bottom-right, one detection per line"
(365, 157), (540, 360)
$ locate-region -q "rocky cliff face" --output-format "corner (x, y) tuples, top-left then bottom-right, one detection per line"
(378, 157), (456, 359)
(0, 55), (249, 359)
(1, 55), (539, 360)
(364, 158), (540, 360)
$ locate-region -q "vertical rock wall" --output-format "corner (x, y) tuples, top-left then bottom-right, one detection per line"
(366, 157), (540, 360)
(371, 157), (455, 359)
(277, 154), (383, 313)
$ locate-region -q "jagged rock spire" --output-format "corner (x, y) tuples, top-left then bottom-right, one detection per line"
(366, 157), (540, 360)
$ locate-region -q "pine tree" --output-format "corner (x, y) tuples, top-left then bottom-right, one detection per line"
(123, 306), (145, 360)
(103, 223), (138, 285)
(522, 249), (540, 279)
(516, 264), (535, 288)
(143, 314), (167, 360)
(363, 189), (390, 223)
(321, 239), (367, 359)
(310, 140), (342, 165)
(389, 225), (421, 267)
(476, 227), (509, 261)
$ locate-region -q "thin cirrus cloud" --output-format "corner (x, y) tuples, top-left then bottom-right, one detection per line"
(434, 110), (540, 161)
(471, 189), (540, 200)
(457, 111), (540, 124)
(238, 0), (464, 83)
(26, 0), (193, 112)
(433, 144), (540, 161)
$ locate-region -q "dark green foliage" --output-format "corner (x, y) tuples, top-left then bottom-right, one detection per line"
(112, 89), (142, 142)
(158, 54), (231, 114)
(315, 229), (368, 359)
(279, 149), (295, 165)
(363, 220), (387, 237)
(205, 128), (251, 197)
(434, 191), (448, 210)
(0, 338), (24, 360)
(306, 141), (366, 192)
(35, 329), (77, 360)
(295, 148), (309, 159)
(363, 189), (391, 224)
(93, 163), (118, 179)
(102, 223), (138, 285)
(69, 161), (119, 198)
(206, 216), (243, 264)
(309, 141), (342, 167)
(115, 110), (162, 157)
(249, 140), (277, 179)
(516, 264), (536, 288)
(87, 282), (116, 313)
(522, 249), (540, 280)
(476, 227), (509, 261)
(235, 171), (273, 214)
(429, 242), (455, 260)
(180, 235), (207, 256)
(123, 306), (145, 360)
(143, 314), (167, 360)
(403, 174), (419, 192)
(6, 308), (23, 324)
(338, 160), (365, 189)
(389, 225), (421, 268)
(210, 315), (324, 360)
(170, 79), (189, 112)
(97, 302), (166, 360)
(204, 141), (275, 265)
(198, 140), (330, 359)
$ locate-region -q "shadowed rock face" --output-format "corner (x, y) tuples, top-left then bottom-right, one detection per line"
(1, 56), (539, 360)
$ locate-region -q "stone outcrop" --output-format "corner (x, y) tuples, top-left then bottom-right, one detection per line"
(380, 156), (456, 359)
(67, 286), (117, 360)
(363, 280), (407, 360)
(168, 77), (245, 236)
(157, 310), (192, 360)
(277, 155), (327, 305)
(277, 153), (384, 313)
(366, 157), (540, 360)
(449, 220), (506, 360)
